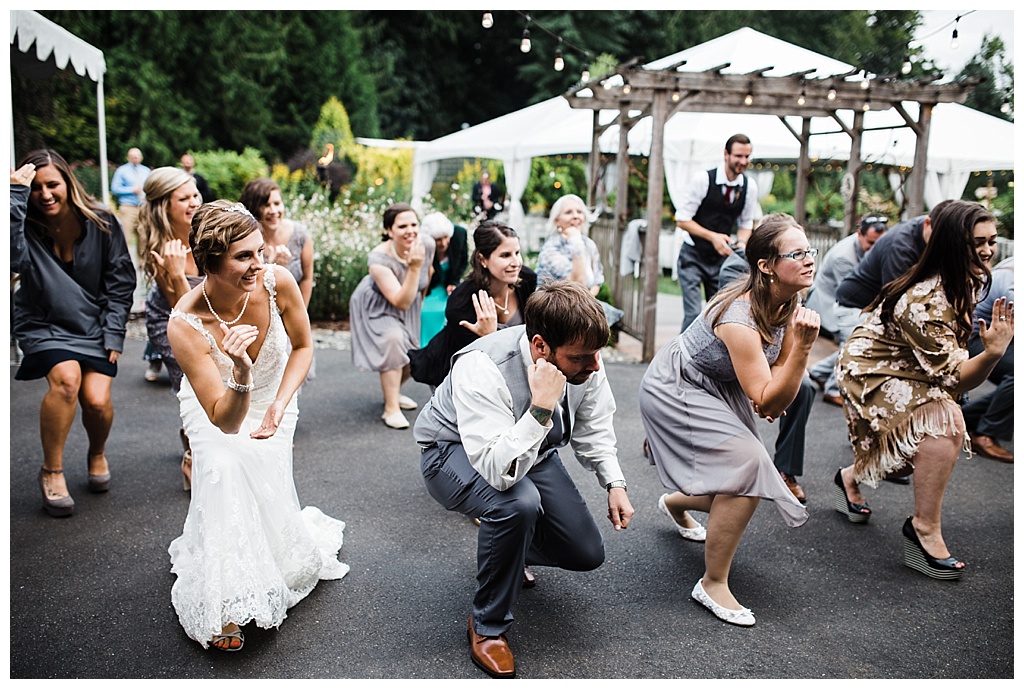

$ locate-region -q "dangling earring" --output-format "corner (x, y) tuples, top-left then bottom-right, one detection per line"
(769, 273), (776, 283)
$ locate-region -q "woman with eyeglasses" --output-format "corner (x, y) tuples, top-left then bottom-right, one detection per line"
(833, 200), (1013, 581)
(639, 218), (818, 627)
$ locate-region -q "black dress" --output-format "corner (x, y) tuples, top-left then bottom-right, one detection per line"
(408, 266), (537, 387)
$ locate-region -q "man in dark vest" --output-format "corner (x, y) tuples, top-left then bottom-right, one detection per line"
(414, 281), (634, 678)
(675, 133), (760, 332)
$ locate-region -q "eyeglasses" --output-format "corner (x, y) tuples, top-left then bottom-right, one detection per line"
(777, 248), (818, 261)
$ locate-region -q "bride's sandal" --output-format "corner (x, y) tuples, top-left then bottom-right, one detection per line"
(210, 624), (244, 652)
(181, 450), (193, 492)
(180, 428), (193, 492)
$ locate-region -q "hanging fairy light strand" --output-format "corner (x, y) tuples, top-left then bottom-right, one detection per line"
(481, 10), (595, 79)
(482, 9), (1004, 113)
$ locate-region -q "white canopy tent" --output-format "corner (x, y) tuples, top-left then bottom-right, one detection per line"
(9, 10), (109, 203)
(412, 28), (1013, 225)
(411, 96), (613, 230)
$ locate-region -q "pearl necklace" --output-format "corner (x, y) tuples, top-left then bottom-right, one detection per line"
(202, 277), (250, 326)
(388, 240), (407, 264)
(495, 287), (511, 315)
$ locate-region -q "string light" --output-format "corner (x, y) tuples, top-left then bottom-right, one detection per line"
(951, 16), (960, 50)
(554, 38), (564, 72)
(520, 28), (531, 53)
(862, 89), (871, 111)
(827, 86), (837, 101)
(901, 52), (912, 75)
(671, 90), (681, 102)
(581, 68), (590, 82)
(797, 86), (806, 106)
(622, 80), (631, 95)
(860, 71), (870, 89)
(481, 12), (493, 29)
(744, 82), (753, 106)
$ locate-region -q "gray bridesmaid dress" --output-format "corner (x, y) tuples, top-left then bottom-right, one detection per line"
(638, 298), (808, 527)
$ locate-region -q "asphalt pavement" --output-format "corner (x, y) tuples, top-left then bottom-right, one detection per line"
(6, 309), (1014, 680)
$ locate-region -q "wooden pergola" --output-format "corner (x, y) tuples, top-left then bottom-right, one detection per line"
(565, 61), (980, 361)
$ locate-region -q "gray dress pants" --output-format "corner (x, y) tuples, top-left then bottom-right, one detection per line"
(421, 441), (605, 637)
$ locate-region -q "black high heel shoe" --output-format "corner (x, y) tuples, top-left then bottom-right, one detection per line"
(833, 469), (870, 523)
(901, 517), (964, 580)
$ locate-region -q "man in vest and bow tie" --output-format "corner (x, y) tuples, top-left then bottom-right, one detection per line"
(414, 280), (634, 679)
(675, 133), (761, 332)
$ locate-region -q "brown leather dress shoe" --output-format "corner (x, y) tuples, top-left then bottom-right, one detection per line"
(780, 472), (807, 504)
(468, 616), (515, 678)
(971, 434), (1014, 462)
(522, 566), (537, 588)
(822, 393), (843, 407)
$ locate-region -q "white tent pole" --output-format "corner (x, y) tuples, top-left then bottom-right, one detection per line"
(97, 75), (109, 206)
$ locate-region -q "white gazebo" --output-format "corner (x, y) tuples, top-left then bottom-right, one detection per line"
(9, 10), (109, 203)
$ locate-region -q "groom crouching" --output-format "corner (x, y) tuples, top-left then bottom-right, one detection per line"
(414, 280), (634, 678)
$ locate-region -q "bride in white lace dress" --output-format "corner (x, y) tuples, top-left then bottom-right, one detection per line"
(166, 201), (348, 651)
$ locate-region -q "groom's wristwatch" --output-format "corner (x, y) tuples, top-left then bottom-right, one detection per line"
(605, 480), (627, 492)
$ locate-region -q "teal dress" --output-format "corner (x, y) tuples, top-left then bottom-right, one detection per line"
(420, 260), (449, 346)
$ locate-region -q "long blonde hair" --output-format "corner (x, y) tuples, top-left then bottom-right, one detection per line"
(138, 167), (195, 281)
(706, 219), (803, 344)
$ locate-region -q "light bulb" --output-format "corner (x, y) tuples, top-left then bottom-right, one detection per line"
(481, 12), (493, 29)
(744, 92), (753, 106)
(902, 55), (912, 75)
(603, 80), (613, 90)
(554, 49), (564, 72)
(951, 28), (959, 50)
(520, 29), (531, 53)
(671, 90), (681, 102)
(622, 83), (632, 95)
(581, 68), (590, 82)
(860, 72), (870, 89)
(797, 90), (806, 106)
(862, 101), (871, 112)
(827, 87), (837, 101)
(1001, 101), (1011, 114)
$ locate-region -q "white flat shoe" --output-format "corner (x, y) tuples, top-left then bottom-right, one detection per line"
(691, 579), (755, 627)
(382, 411), (410, 429)
(398, 395), (418, 410)
(658, 494), (707, 542)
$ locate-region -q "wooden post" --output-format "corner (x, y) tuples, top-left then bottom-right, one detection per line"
(794, 117), (811, 225)
(586, 110), (602, 209)
(641, 91), (669, 362)
(843, 110), (864, 235)
(614, 106), (631, 229)
(907, 103), (933, 217)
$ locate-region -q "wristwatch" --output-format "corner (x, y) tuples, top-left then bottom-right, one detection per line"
(605, 480), (627, 492)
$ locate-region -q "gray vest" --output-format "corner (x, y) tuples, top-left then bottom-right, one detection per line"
(413, 325), (572, 452)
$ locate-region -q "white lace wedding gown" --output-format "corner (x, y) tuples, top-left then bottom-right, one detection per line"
(168, 268), (349, 648)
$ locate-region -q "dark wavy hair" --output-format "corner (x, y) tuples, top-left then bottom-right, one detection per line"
(469, 221), (520, 290)
(238, 177), (280, 226)
(18, 149), (111, 235)
(524, 280), (609, 351)
(870, 200), (994, 345)
(380, 203), (417, 241)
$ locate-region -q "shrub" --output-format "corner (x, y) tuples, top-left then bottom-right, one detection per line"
(190, 147), (269, 201)
(287, 189), (397, 322)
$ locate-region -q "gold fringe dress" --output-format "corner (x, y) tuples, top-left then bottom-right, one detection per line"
(835, 275), (971, 486)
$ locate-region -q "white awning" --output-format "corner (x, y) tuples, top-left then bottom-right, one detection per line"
(10, 10), (105, 82)
(10, 10), (109, 203)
